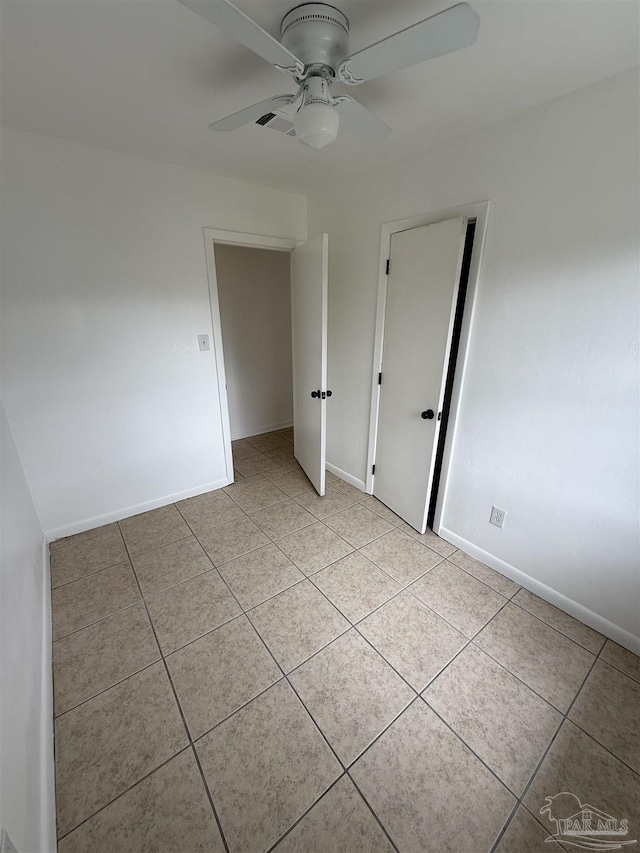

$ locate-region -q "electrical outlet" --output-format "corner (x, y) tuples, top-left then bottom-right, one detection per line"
(490, 506), (506, 528)
(198, 334), (210, 352)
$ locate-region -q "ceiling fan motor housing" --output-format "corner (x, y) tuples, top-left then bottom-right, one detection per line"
(280, 3), (350, 77)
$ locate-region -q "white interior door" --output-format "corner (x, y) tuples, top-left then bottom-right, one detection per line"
(291, 233), (328, 495)
(374, 217), (467, 532)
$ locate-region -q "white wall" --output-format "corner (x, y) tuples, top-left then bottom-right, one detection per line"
(0, 401), (56, 852)
(215, 245), (293, 440)
(0, 129), (306, 537)
(308, 69), (640, 645)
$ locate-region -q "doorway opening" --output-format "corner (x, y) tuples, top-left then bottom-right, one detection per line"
(214, 244), (293, 471)
(367, 202), (489, 535)
(203, 228), (330, 496)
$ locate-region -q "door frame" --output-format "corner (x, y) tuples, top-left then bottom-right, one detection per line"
(202, 228), (303, 485)
(366, 201), (490, 534)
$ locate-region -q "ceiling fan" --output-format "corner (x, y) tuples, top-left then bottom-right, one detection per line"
(177, 0), (480, 150)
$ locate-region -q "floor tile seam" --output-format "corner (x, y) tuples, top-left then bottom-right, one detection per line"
(53, 597), (145, 643)
(425, 552), (516, 603)
(49, 525), (121, 553)
(58, 540), (197, 845)
(594, 646), (640, 684)
(254, 514), (318, 543)
(304, 563), (405, 627)
(226, 493), (292, 516)
(345, 772), (402, 853)
(284, 574), (422, 702)
(235, 463), (288, 478)
(269, 527), (356, 573)
(446, 551), (521, 599)
(135, 546), (220, 598)
(232, 574), (309, 616)
(190, 673), (288, 745)
(135, 561), (218, 602)
(238, 603), (350, 777)
(263, 774), (350, 853)
(190, 520), (279, 572)
(286, 490), (360, 520)
(471, 596), (600, 704)
(399, 530), (458, 560)
(405, 576), (506, 639)
(263, 483), (316, 500)
(420, 695), (524, 802)
(245, 607), (352, 679)
(303, 551), (471, 641)
(358, 547), (447, 591)
(466, 634), (574, 715)
(120, 531), (232, 853)
(118, 523), (193, 558)
(346, 561), (484, 641)
(172, 496), (248, 538)
(159, 649), (231, 853)
(53, 656), (162, 721)
(506, 597), (606, 656)
(50, 556), (135, 591)
(272, 518), (358, 554)
(49, 525), (125, 557)
(489, 651), (603, 853)
(563, 717), (640, 778)
(355, 524), (451, 568)
(54, 744), (194, 845)
(159, 609), (251, 659)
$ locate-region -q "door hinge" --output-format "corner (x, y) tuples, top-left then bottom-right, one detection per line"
(372, 464), (376, 475)
(385, 259), (390, 275)
(378, 372), (382, 385)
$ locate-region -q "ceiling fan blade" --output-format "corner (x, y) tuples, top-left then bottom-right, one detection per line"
(337, 3), (480, 85)
(209, 94), (297, 131)
(177, 0), (304, 73)
(334, 97), (391, 144)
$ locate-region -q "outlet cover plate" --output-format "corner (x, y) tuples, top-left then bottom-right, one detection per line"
(490, 506), (506, 528)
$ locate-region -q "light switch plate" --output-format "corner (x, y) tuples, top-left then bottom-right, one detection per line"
(198, 334), (210, 352)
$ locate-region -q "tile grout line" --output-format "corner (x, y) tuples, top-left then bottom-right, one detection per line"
(51, 441), (638, 852)
(118, 525), (232, 853)
(51, 556), (134, 592)
(488, 649), (604, 853)
(54, 745), (194, 845)
(345, 772), (402, 853)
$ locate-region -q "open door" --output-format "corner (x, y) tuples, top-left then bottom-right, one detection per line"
(291, 233), (329, 495)
(374, 217), (467, 532)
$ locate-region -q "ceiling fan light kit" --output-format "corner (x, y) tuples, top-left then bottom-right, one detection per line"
(294, 77), (340, 149)
(178, 0), (480, 150)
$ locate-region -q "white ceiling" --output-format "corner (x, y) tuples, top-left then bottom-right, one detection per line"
(1, 0), (638, 193)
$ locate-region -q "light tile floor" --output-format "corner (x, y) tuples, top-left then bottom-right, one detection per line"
(51, 427), (640, 852)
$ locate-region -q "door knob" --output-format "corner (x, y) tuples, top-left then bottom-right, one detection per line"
(421, 409), (435, 419)
(311, 390), (321, 398)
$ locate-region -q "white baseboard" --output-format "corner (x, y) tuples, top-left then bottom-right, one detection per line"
(326, 461), (367, 493)
(39, 536), (56, 852)
(439, 527), (640, 655)
(231, 420), (293, 441)
(45, 477), (231, 541)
